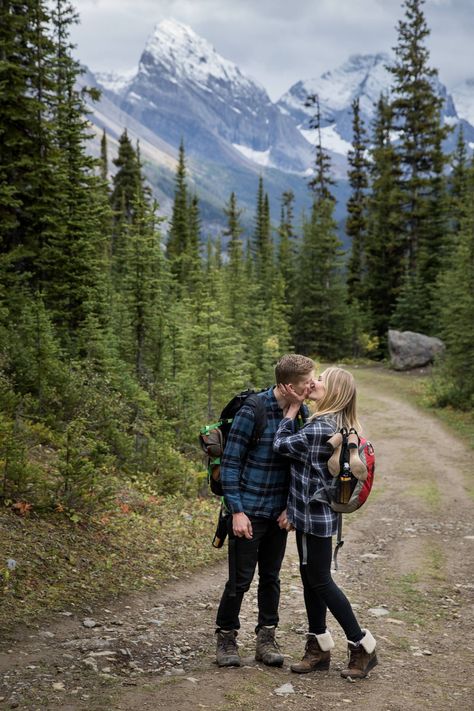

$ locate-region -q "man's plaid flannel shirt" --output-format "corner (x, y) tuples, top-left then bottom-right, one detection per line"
(220, 387), (306, 519)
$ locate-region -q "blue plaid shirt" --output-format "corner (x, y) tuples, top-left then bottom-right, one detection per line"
(221, 387), (306, 519)
(273, 415), (338, 537)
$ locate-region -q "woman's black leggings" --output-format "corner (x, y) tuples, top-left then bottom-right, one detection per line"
(295, 531), (363, 643)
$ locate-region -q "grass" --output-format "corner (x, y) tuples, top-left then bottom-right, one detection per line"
(405, 481), (442, 511)
(0, 493), (223, 634)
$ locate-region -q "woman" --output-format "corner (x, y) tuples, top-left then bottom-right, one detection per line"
(273, 367), (377, 679)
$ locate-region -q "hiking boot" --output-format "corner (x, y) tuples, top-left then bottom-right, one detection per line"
(341, 629), (378, 679)
(327, 431), (343, 476)
(255, 625), (284, 667)
(290, 631), (334, 673)
(216, 629), (241, 667)
(347, 429), (367, 480)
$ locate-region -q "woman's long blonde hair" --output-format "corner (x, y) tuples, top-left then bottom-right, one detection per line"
(309, 367), (361, 432)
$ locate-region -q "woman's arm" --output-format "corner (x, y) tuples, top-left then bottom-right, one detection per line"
(273, 417), (310, 462)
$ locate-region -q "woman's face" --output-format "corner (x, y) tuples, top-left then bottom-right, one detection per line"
(307, 372), (327, 402)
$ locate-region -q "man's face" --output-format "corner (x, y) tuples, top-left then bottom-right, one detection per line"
(290, 369), (316, 398)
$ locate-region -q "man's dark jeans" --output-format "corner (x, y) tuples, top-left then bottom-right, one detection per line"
(215, 516), (288, 631)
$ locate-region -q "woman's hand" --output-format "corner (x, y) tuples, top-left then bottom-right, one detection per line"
(277, 509), (295, 532)
(278, 383), (309, 418)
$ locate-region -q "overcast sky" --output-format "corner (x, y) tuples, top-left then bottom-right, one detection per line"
(71, 0), (474, 100)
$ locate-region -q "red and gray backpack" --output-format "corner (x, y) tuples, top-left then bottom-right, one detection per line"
(317, 428), (375, 569)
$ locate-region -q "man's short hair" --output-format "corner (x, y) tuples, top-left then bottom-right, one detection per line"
(275, 354), (315, 384)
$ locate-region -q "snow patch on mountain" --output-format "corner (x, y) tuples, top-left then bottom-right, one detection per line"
(96, 69), (137, 94)
(232, 144), (271, 167)
(300, 126), (353, 156)
(452, 79), (474, 126)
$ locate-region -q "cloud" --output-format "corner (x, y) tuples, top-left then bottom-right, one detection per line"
(71, 0), (474, 99)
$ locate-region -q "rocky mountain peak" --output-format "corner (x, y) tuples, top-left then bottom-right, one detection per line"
(142, 17), (261, 95)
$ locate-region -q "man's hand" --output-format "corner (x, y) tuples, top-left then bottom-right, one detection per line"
(232, 512), (253, 539)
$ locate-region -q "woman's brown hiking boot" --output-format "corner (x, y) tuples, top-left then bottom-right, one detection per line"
(341, 629), (378, 679)
(290, 631), (334, 673)
(255, 625), (284, 667)
(216, 629), (241, 667)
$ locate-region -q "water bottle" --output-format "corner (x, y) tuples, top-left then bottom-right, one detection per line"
(339, 463), (352, 504)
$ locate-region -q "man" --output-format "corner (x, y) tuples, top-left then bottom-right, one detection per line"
(215, 354), (316, 667)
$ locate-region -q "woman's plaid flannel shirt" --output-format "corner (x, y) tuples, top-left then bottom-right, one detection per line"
(273, 414), (338, 537)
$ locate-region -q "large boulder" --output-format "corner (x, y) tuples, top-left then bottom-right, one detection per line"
(388, 329), (445, 371)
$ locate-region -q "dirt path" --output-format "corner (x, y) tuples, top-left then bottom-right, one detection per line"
(1, 371), (473, 711)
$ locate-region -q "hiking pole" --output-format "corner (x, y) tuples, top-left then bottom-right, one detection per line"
(333, 513), (344, 571)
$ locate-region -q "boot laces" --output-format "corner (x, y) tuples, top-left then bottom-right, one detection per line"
(260, 627), (280, 650)
(220, 632), (237, 654)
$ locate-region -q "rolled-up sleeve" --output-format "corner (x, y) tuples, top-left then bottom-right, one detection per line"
(220, 406), (255, 513)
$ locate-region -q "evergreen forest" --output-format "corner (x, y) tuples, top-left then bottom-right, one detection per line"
(0, 0), (473, 513)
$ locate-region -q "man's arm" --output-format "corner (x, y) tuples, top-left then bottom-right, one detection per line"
(220, 405), (256, 539)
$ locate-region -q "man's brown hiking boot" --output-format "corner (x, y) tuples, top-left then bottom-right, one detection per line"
(255, 625), (284, 667)
(216, 629), (241, 667)
(341, 629), (378, 679)
(290, 631), (334, 673)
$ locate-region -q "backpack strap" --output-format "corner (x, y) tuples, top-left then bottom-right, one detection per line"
(241, 393), (267, 446)
(333, 513), (344, 571)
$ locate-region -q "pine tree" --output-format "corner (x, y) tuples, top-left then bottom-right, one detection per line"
(253, 176), (273, 292)
(277, 190), (297, 305)
(294, 106), (348, 358)
(0, 0), (60, 299)
(294, 200), (348, 358)
(388, 0), (450, 331)
(449, 127), (469, 238)
(166, 141), (190, 284)
(346, 99), (369, 302)
(223, 192), (246, 324)
(365, 95), (405, 347)
(100, 129), (109, 183)
(306, 94), (336, 202)
(433, 161), (474, 409)
(38, 0), (110, 344)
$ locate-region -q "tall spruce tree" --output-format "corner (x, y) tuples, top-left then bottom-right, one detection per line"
(449, 127), (469, 238)
(346, 99), (369, 302)
(294, 104), (348, 358)
(224, 192), (247, 325)
(277, 190), (297, 306)
(166, 141), (190, 284)
(0, 0), (59, 300)
(39, 0), (110, 344)
(434, 159), (474, 409)
(306, 94), (336, 203)
(365, 95), (405, 347)
(388, 0), (450, 332)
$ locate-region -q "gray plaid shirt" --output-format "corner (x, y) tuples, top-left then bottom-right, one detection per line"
(273, 414), (338, 537)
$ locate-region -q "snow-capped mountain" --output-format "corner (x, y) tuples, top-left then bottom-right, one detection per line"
(104, 18), (312, 174)
(278, 53), (474, 155)
(85, 20), (474, 238)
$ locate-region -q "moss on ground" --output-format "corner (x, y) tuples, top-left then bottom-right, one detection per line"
(0, 494), (222, 631)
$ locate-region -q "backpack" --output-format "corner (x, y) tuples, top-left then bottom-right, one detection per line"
(313, 427), (375, 569)
(199, 389), (268, 499)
